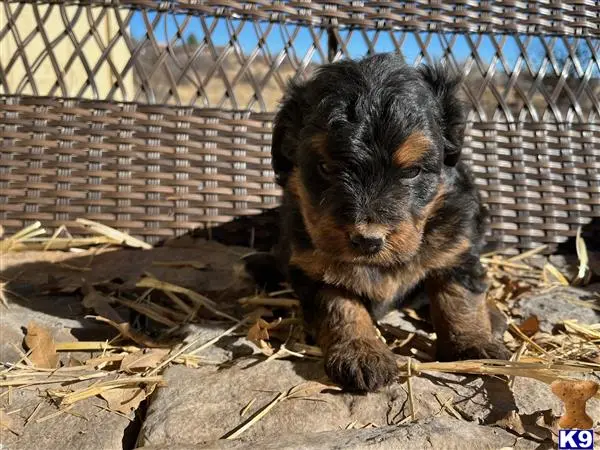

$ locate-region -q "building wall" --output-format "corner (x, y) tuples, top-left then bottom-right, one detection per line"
(0, 3), (133, 100)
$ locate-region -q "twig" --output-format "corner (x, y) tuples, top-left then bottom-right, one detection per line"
(406, 357), (416, 421)
(221, 392), (285, 439)
(147, 318), (248, 376)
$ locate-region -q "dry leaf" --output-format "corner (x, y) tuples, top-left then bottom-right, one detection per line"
(82, 287), (124, 324)
(99, 387), (149, 415)
(120, 349), (170, 373)
(24, 322), (59, 369)
(518, 315), (540, 337)
(494, 409), (556, 442)
(247, 319), (271, 343)
(0, 409), (21, 436)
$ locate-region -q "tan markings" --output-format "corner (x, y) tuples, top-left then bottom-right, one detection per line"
(352, 223), (389, 240)
(311, 133), (330, 158)
(383, 184), (447, 263)
(288, 170), (349, 256)
(392, 132), (432, 167)
(289, 165), (473, 305)
(291, 231), (471, 305)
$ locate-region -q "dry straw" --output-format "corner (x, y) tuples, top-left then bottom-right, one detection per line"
(0, 221), (598, 435)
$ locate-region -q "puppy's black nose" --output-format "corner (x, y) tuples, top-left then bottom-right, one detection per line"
(350, 233), (384, 255)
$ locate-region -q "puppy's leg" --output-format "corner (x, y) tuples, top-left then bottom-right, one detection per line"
(426, 275), (510, 361)
(316, 289), (398, 392)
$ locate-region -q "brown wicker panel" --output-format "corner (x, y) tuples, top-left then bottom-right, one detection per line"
(5, 0), (600, 37)
(1, 96), (598, 248)
(0, 1), (599, 250)
(1, 2), (599, 119)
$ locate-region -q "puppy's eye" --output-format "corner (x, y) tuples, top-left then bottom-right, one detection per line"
(317, 162), (333, 178)
(400, 167), (422, 179)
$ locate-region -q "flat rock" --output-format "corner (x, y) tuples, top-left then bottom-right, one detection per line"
(138, 416), (537, 449)
(0, 298), (89, 363)
(515, 287), (599, 333)
(139, 355), (591, 447)
(0, 388), (132, 450)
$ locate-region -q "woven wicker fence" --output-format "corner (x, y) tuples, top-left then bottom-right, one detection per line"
(1, 1), (599, 250)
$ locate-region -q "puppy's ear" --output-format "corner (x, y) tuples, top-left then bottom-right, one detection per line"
(419, 63), (466, 167)
(271, 82), (304, 186)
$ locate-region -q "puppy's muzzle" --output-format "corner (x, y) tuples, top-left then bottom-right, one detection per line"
(350, 232), (384, 255)
(348, 223), (388, 255)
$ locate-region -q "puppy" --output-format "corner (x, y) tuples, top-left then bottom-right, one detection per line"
(244, 53), (510, 392)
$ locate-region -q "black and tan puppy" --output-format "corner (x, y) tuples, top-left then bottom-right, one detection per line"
(244, 53), (510, 392)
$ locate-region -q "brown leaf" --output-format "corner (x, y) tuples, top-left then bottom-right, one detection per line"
(82, 287), (124, 324)
(247, 319), (271, 344)
(494, 409), (556, 442)
(0, 409), (22, 436)
(99, 387), (149, 415)
(24, 322), (59, 369)
(120, 349), (170, 373)
(518, 315), (540, 337)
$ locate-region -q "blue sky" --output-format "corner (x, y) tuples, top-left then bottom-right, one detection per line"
(128, 11), (597, 74)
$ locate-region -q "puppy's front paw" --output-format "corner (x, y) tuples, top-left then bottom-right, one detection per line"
(325, 338), (398, 392)
(437, 336), (511, 362)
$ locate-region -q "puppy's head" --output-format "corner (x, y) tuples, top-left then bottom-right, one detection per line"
(273, 53), (466, 265)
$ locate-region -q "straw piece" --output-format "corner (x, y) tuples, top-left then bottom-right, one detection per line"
(152, 261), (208, 270)
(24, 402), (44, 426)
(0, 372), (108, 387)
(406, 357), (416, 421)
(239, 297), (301, 308)
(288, 343), (323, 357)
(221, 392), (285, 440)
(397, 359), (598, 397)
(564, 321), (600, 340)
(148, 319), (248, 376)
(163, 291), (194, 314)
(54, 376), (164, 406)
(35, 406), (74, 424)
(136, 276), (238, 322)
(0, 221), (47, 252)
(55, 342), (140, 353)
(240, 398), (256, 417)
(480, 258), (534, 271)
(433, 393), (462, 420)
(543, 263), (569, 286)
(86, 315), (168, 348)
(113, 297), (179, 328)
(508, 245), (548, 262)
(76, 218), (151, 249)
(43, 225), (67, 251)
(573, 227), (591, 286)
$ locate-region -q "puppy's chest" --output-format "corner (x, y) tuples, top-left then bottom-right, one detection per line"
(323, 263), (425, 304)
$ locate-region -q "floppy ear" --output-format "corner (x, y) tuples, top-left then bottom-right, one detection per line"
(271, 82), (305, 187)
(418, 63), (466, 167)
